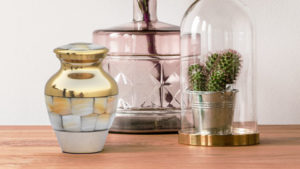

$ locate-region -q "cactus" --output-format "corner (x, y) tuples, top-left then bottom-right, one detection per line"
(188, 49), (242, 92)
(206, 69), (226, 91)
(188, 64), (207, 91)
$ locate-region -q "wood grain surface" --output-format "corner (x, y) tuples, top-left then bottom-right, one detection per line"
(0, 126), (299, 169)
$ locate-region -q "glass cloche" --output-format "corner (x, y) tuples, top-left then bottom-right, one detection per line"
(179, 0), (259, 146)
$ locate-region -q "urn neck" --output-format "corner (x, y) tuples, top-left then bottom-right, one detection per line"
(60, 59), (103, 69)
(133, 0), (158, 22)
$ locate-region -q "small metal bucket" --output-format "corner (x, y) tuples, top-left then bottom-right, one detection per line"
(190, 90), (238, 135)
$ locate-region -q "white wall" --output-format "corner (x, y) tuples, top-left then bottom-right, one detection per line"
(0, 0), (299, 125)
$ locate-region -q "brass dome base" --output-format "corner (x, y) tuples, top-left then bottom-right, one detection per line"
(178, 132), (259, 146)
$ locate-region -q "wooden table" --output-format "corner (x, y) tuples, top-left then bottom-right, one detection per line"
(0, 126), (299, 169)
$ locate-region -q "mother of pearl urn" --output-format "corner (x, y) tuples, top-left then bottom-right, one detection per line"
(45, 43), (118, 153)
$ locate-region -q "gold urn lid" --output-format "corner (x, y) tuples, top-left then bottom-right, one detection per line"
(54, 43), (109, 63)
(45, 43), (118, 98)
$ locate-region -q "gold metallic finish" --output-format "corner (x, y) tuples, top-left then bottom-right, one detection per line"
(54, 43), (109, 62)
(45, 43), (118, 98)
(68, 73), (95, 80)
(178, 132), (259, 146)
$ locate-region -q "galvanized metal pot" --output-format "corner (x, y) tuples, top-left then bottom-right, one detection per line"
(191, 90), (237, 135)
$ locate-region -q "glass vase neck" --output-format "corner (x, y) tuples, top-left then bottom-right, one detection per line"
(133, 0), (157, 22)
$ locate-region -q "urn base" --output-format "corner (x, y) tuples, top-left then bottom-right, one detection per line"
(55, 130), (108, 154)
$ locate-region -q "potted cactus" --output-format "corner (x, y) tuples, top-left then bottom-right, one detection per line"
(188, 49), (241, 135)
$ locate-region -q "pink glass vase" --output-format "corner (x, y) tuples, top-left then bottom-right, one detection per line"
(93, 0), (180, 133)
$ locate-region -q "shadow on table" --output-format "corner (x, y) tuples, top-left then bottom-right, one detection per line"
(102, 144), (167, 153)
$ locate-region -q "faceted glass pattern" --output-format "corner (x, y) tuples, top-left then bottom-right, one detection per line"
(103, 56), (180, 110)
(94, 29), (181, 132)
